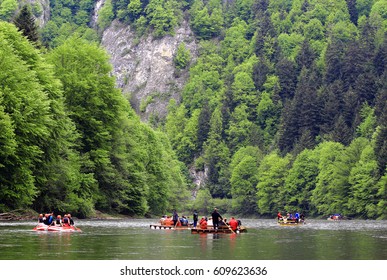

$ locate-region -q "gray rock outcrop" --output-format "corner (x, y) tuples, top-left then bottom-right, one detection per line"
(101, 19), (198, 122)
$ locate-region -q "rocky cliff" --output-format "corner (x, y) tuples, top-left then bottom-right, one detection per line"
(101, 19), (198, 122)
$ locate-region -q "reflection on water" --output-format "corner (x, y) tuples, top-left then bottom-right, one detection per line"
(0, 219), (386, 260)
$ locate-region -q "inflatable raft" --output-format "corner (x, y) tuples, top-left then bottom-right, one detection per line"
(33, 223), (82, 232)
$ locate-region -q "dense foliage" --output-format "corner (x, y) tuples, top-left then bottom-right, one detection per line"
(162, 0), (387, 219)
(1, 0), (386, 219)
(0, 21), (190, 217)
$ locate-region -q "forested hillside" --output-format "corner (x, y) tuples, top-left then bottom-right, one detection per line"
(0, 17), (190, 217)
(1, 0), (386, 219)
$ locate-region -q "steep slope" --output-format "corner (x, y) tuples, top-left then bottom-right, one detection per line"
(101, 19), (198, 122)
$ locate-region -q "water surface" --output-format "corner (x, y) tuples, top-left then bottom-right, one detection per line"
(1, 219), (386, 260)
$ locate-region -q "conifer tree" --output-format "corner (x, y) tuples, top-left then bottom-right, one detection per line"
(346, 0), (359, 25)
(13, 4), (40, 45)
(275, 57), (297, 101)
(374, 72), (387, 173)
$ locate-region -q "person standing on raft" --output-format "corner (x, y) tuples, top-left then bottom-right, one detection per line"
(211, 208), (222, 230)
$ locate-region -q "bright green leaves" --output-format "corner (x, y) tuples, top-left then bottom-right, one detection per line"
(174, 42), (191, 69)
(45, 36), (189, 216)
(0, 0), (17, 21)
(256, 152), (292, 215)
(0, 23), (50, 211)
(98, 0), (114, 30)
(190, 0), (224, 39)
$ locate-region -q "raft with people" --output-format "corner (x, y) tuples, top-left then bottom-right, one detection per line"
(327, 214), (344, 221)
(33, 223), (82, 232)
(32, 213), (81, 232)
(277, 211), (305, 226)
(150, 214), (192, 230)
(191, 225), (247, 234)
(149, 224), (192, 230)
(277, 219), (304, 226)
(193, 211), (245, 234)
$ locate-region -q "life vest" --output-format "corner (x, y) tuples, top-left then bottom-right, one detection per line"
(63, 217), (69, 225)
(166, 218), (173, 226)
(229, 219), (238, 231)
(200, 219), (207, 229)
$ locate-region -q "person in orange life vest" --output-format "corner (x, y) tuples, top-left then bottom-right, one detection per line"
(165, 216), (174, 226)
(228, 217), (239, 231)
(199, 217), (208, 229)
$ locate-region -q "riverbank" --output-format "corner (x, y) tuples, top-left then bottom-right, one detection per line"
(0, 209), (132, 221)
(0, 209), (38, 221)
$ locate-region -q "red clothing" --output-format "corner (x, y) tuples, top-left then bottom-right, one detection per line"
(229, 219), (238, 231)
(200, 219), (207, 229)
(165, 218), (174, 226)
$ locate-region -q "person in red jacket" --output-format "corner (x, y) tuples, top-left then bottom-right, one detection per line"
(228, 217), (239, 231)
(199, 217), (208, 229)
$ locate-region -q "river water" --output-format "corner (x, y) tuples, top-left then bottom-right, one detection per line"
(0, 219), (386, 260)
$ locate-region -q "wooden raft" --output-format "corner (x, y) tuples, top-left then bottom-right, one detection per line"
(191, 226), (247, 234)
(149, 224), (191, 230)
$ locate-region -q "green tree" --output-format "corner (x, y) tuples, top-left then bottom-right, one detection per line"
(0, 22), (91, 215)
(174, 42), (191, 69)
(190, 0), (223, 39)
(311, 141), (346, 215)
(146, 0), (178, 37)
(256, 151), (291, 215)
(284, 149), (319, 214)
(377, 169), (387, 218)
(226, 104), (253, 152)
(230, 146), (262, 214)
(98, 0), (114, 29)
(347, 144), (379, 218)
(374, 72), (387, 173)
(204, 107), (230, 198)
(221, 18), (249, 64)
(13, 4), (40, 45)
(47, 37), (147, 215)
(0, 0), (17, 21)
(128, 0), (143, 21)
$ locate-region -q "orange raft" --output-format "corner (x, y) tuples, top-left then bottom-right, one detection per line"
(33, 223), (82, 232)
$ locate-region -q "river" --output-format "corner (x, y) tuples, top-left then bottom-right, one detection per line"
(0, 219), (386, 260)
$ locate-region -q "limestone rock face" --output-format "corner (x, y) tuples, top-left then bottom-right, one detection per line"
(101, 19), (198, 121)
